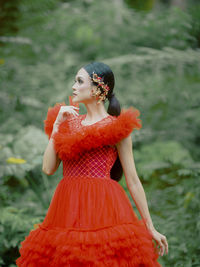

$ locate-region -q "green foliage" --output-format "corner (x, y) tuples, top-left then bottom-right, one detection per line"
(146, 171), (200, 266)
(120, 141), (200, 266)
(134, 141), (193, 182)
(188, 3), (200, 48)
(0, 0), (200, 265)
(0, 0), (20, 35)
(0, 126), (47, 180)
(0, 206), (43, 266)
(125, 0), (155, 11)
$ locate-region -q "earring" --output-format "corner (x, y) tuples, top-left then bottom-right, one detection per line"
(91, 86), (105, 104)
(91, 87), (101, 98)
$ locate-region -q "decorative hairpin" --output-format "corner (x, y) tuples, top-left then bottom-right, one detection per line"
(90, 72), (110, 103)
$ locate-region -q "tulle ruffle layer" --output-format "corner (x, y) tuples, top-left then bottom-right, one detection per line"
(43, 102), (142, 160)
(43, 102), (66, 140)
(16, 177), (161, 266)
(53, 107), (142, 161)
(16, 221), (161, 267)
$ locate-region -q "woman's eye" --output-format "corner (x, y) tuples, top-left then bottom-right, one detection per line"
(74, 79), (83, 84)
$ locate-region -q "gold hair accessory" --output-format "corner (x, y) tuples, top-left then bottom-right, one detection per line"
(90, 72), (110, 104)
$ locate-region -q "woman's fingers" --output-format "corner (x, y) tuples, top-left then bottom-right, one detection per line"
(73, 107), (79, 116)
(73, 111), (79, 116)
(71, 106), (79, 115)
(150, 229), (168, 257)
(64, 110), (79, 117)
(158, 240), (164, 256)
(63, 106), (79, 116)
(157, 235), (168, 256)
(161, 236), (168, 254)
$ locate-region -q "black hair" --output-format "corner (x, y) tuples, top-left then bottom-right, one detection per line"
(83, 61), (123, 182)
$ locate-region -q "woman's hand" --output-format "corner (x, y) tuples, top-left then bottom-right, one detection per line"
(148, 228), (168, 256)
(53, 105), (79, 130)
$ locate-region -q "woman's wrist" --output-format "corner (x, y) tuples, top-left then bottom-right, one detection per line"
(144, 220), (155, 232)
(49, 136), (55, 142)
(147, 225), (155, 231)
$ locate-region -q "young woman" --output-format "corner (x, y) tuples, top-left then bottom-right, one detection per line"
(16, 62), (168, 266)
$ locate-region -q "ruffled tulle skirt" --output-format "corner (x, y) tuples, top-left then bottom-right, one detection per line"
(16, 176), (161, 267)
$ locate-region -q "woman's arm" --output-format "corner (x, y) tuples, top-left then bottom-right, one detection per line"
(116, 135), (168, 256)
(42, 124), (61, 175)
(42, 105), (79, 175)
(116, 134), (168, 256)
(116, 134), (155, 231)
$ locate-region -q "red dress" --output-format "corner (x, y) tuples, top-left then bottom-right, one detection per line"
(16, 102), (161, 267)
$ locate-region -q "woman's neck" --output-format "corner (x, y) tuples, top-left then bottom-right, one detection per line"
(83, 101), (108, 122)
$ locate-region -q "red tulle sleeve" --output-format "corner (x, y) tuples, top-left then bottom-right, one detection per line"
(43, 102), (66, 140)
(108, 106), (142, 144)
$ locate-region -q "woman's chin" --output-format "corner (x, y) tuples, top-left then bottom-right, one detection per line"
(72, 96), (78, 102)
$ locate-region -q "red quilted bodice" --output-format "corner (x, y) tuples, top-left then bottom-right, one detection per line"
(63, 146), (118, 179)
(62, 114), (118, 179)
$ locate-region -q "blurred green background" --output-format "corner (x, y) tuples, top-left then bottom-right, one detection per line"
(0, 0), (200, 266)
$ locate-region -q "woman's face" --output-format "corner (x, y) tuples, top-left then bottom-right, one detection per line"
(72, 67), (95, 104)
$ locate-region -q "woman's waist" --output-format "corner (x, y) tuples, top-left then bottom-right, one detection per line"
(62, 175), (112, 181)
